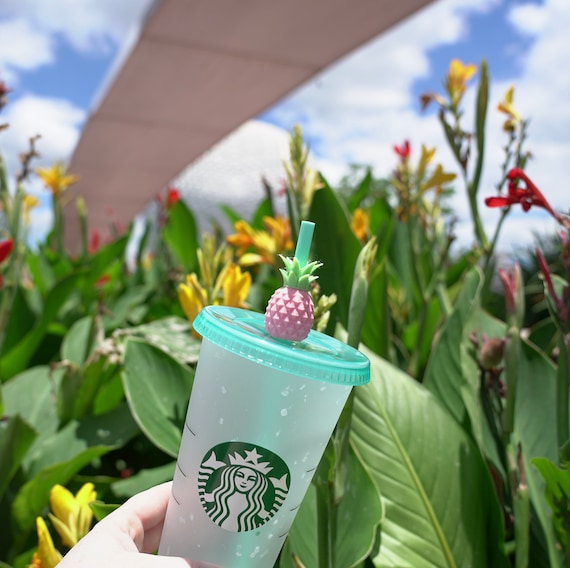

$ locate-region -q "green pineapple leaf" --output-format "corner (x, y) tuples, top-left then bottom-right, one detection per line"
(278, 255), (322, 291)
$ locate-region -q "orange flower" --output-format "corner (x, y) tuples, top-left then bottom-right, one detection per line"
(227, 216), (292, 266)
(351, 208), (370, 243)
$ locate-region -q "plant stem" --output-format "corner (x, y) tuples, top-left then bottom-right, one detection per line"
(514, 477), (529, 568)
(503, 326), (520, 440)
(315, 458), (334, 568)
(481, 208), (509, 297)
(467, 187), (489, 251)
(557, 332), (570, 449)
(506, 443), (529, 568)
(53, 194), (65, 255)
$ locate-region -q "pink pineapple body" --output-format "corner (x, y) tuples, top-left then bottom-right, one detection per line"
(265, 286), (314, 341)
(264, 256), (321, 342)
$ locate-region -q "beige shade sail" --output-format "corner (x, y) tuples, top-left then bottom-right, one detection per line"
(64, 0), (434, 250)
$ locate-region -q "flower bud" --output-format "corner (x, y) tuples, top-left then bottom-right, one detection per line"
(479, 337), (506, 370)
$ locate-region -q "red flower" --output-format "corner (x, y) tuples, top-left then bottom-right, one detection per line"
(393, 140), (411, 160)
(498, 264), (520, 316)
(95, 274), (111, 287)
(167, 187), (180, 208)
(89, 230), (101, 254)
(485, 168), (561, 222)
(0, 239), (13, 263)
(536, 247), (567, 323)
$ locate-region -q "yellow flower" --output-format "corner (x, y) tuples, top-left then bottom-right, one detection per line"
(262, 216), (293, 254)
(220, 264), (251, 308)
(178, 264), (251, 327)
(22, 194), (40, 224)
(48, 483), (96, 548)
(227, 216), (292, 266)
(351, 208), (369, 243)
(445, 59), (477, 108)
(416, 145), (436, 182)
(179, 273), (208, 325)
(497, 86), (522, 131)
(29, 517), (63, 568)
(23, 194), (39, 210)
(141, 252), (155, 271)
(36, 162), (78, 197)
(420, 164), (456, 193)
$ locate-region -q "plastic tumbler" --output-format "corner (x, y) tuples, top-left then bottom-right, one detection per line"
(158, 305), (370, 567)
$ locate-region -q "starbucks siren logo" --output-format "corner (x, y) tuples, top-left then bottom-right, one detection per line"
(198, 441), (290, 532)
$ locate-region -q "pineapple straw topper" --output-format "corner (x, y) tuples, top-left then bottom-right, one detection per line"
(264, 221), (322, 341)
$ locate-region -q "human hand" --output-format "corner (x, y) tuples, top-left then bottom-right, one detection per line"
(58, 482), (215, 568)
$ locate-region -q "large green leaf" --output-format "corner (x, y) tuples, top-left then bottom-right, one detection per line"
(1, 287), (36, 354)
(309, 181), (361, 330)
(285, 445), (383, 568)
(351, 347), (508, 567)
(0, 271), (83, 380)
(163, 199), (199, 272)
(423, 269), (482, 435)
(387, 220), (422, 315)
(532, 457), (570, 552)
(2, 366), (63, 472)
(114, 317), (201, 365)
(111, 462), (175, 498)
(423, 269), (507, 481)
(25, 403), (139, 477)
(102, 285), (151, 330)
(79, 235), (129, 285)
(0, 415), (36, 499)
(60, 316), (94, 366)
(345, 168), (373, 212)
(57, 356), (117, 423)
(11, 446), (109, 533)
(513, 340), (563, 567)
(11, 403), (139, 533)
(122, 339), (194, 457)
(361, 263), (390, 358)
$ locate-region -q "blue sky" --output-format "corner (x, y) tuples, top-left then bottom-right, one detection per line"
(0, 0), (568, 252)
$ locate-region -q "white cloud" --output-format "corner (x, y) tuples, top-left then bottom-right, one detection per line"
(0, 0), (155, 54)
(1, 95), (85, 180)
(26, 205), (54, 246)
(0, 19), (54, 84)
(265, 0), (569, 255)
(508, 2), (550, 36)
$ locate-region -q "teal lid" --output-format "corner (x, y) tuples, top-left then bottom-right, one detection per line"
(193, 306), (370, 386)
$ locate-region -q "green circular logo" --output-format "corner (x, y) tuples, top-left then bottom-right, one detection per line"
(198, 441), (290, 532)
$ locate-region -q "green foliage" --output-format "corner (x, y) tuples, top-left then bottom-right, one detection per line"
(122, 339), (194, 457)
(352, 347), (508, 567)
(0, 58), (568, 568)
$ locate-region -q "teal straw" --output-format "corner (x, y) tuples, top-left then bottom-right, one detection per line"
(294, 221), (315, 267)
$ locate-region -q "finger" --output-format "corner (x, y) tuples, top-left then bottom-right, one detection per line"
(121, 482), (173, 533)
(114, 552), (220, 568)
(113, 552), (193, 567)
(98, 482), (173, 552)
(141, 518), (165, 554)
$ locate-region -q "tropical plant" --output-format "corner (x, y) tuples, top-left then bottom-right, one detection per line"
(0, 57), (569, 568)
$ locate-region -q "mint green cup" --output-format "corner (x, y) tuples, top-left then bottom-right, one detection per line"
(158, 305), (370, 567)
